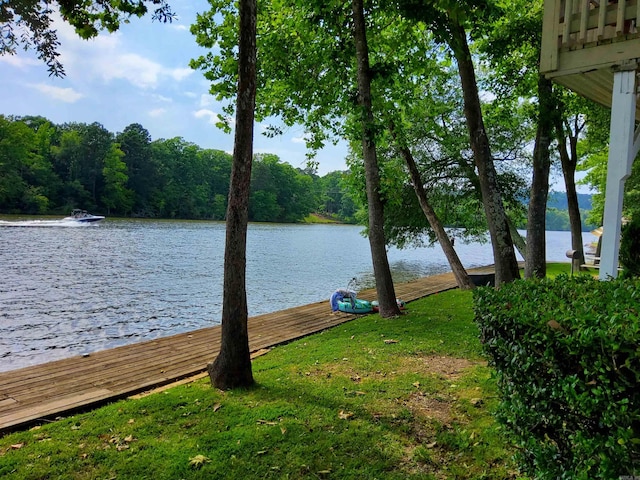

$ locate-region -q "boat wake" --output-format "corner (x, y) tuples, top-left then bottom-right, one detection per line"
(0, 219), (95, 227)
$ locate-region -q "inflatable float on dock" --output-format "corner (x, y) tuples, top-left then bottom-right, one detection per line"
(337, 298), (406, 314)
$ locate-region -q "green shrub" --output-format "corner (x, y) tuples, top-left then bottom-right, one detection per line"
(473, 275), (640, 479)
(620, 217), (640, 278)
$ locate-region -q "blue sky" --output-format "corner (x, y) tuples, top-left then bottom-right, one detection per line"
(0, 0), (349, 176)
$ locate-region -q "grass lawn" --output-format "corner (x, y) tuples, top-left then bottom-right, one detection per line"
(0, 265), (571, 479)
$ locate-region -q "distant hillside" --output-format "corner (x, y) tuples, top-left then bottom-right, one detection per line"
(547, 192), (593, 211)
(517, 192), (597, 231)
(542, 192), (598, 231)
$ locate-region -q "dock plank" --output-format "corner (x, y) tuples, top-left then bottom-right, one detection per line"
(0, 269), (473, 433)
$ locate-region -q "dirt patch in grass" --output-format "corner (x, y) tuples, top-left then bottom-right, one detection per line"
(405, 391), (455, 425)
(397, 355), (498, 478)
(403, 355), (483, 424)
(418, 355), (478, 380)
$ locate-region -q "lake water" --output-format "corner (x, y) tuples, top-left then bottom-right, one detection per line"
(0, 218), (580, 372)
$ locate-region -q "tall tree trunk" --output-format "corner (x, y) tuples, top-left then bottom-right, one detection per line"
(462, 160), (527, 260)
(449, 22), (520, 286)
(208, 0), (256, 390)
(352, 0), (400, 317)
(554, 102), (586, 272)
(390, 123), (475, 289)
(508, 217), (527, 259)
(525, 76), (554, 278)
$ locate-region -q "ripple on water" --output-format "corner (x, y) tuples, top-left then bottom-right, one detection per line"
(0, 219), (574, 372)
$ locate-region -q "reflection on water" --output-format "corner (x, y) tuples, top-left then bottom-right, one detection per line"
(0, 219), (574, 372)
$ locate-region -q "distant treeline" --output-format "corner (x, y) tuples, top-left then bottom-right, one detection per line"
(2, 115), (595, 231)
(545, 192), (598, 231)
(0, 115), (357, 223)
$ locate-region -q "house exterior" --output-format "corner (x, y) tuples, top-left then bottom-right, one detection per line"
(540, 0), (640, 279)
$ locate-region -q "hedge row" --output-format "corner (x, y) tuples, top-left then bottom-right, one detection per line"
(473, 275), (640, 479)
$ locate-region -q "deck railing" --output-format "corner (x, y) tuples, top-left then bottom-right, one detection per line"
(541, 0), (640, 74)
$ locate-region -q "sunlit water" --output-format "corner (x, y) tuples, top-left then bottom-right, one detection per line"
(0, 218), (581, 372)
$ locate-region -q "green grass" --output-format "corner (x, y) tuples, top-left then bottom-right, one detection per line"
(302, 213), (342, 224)
(0, 269), (574, 480)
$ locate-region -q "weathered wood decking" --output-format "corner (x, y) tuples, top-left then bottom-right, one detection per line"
(0, 268), (489, 434)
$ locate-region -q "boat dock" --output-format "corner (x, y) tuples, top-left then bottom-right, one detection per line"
(0, 268), (489, 434)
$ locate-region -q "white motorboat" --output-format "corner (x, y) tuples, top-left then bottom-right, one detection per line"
(64, 209), (105, 223)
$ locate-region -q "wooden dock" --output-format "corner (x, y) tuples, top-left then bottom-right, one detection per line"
(0, 269), (473, 434)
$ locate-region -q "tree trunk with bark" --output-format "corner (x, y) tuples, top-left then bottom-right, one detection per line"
(554, 107), (586, 272)
(449, 21), (520, 286)
(208, 0), (256, 390)
(390, 123), (475, 289)
(352, 0), (401, 317)
(508, 218), (527, 260)
(525, 76), (554, 278)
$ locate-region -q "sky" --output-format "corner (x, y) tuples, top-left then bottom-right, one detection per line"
(0, 0), (349, 176)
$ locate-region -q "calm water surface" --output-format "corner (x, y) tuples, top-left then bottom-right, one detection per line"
(0, 218), (578, 372)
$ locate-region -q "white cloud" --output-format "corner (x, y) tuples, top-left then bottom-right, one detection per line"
(291, 135), (307, 144)
(0, 55), (40, 69)
(99, 53), (164, 88)
(29, 83), (84, 103)
(194, 108), (221, 125)
(199, 94), (217, 107)
(169, 68), (193, 82)
(90, 51), (193, 89)
(149, 93), (173, 103)
(51, 11), (193, 90)
(148, 108), (166, 117)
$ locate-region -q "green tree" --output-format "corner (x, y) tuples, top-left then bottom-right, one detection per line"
(51, 127), (91, 209)
(0, 116), (62, 213)
(117, 123), (155, 216)
(351, 0), (401, 316)
(192, 1), (409, 315)
(149, 137), (199, 218)
(201, 149), (233, 220)
(29, 119), (63, 208)
(249, 154), (317, 222)
(392, 0), (521, 286)
(249, 190), (280, 221)
(0, 115), (31, 211)
(206, 0), (257, 390)
(76, 122), (114, 208)
(102, 143), (133, 214)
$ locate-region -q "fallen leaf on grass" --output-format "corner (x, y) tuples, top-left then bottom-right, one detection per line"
(213, 403), (222, 412)
(10, 443), (24, 450)
(383, 339), (398, 344)
(189, 454), (211, 469)
(338, 410), (354, 420)
(257, 419), (278, 425)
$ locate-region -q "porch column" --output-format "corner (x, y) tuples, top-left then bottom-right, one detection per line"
(600, 66), (639, 280)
